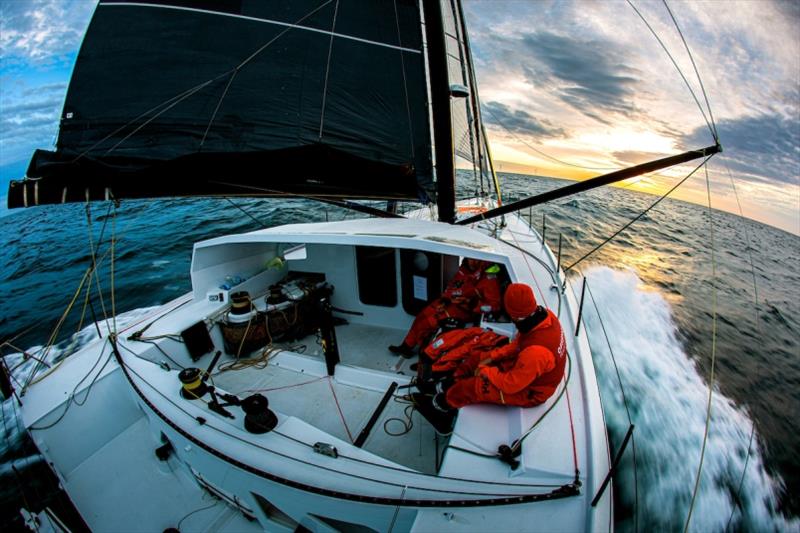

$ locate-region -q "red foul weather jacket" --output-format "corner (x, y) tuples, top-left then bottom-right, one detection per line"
(402, 264), (501, 349)
(446, 308), (567, 408)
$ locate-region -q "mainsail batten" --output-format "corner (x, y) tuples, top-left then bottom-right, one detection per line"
(8, 0), (435, 207)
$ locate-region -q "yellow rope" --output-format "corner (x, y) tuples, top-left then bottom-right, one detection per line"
(23, 203), (116, 390)
(684, 165), (718, 532)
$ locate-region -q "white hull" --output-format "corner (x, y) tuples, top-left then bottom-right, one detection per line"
(20, 208), (613, 532)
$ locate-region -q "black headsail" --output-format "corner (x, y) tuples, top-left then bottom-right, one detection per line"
(8, 0), (435, 208)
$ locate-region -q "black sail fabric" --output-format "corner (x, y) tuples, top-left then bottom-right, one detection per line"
(8, 0), (433, 207)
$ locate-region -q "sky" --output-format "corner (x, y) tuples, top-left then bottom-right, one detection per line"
(1, 0), (798, 234)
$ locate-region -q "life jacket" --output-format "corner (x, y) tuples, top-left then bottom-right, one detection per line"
(424, 327), (509, 373)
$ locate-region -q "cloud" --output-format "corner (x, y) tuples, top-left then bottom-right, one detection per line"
(482, 101), (565, 139)
(0, 93), (62, 170)
(683, 113), (800, 187)
(0, 0), (94, 67)
(612, 150), (669, 166)
(519, 31), (642, 122)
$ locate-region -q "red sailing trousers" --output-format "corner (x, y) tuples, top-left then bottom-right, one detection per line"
(402, 299), (474, 349)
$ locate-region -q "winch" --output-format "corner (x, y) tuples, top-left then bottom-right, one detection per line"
(219, 273), (331, 357)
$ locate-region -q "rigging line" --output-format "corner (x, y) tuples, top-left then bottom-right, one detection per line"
(625, 0), (717, 143)
(22, 242), (116, 387)
(662, 0), (718, 140)
(200, 70), (238, 148)
(110, 205), (117, 333)
(236, 0), (334, 71)
(78, 203), (112, 334)
(456, 0), (489, 197)
(512, 349), (573, 453)
(564, 381), (580, 479)
(684, 164), (719, 533)
(482, 105), (618, 172)
(119, 353), (555, 497)
(97, 0), (334, 157)
(585, 281), (639, 532)
(564, 154), (714, 272)
(208, 179), (404, 218)
(29, 341), (110, 430)
(318, 0), (340, 141)
(506, 215), (553, 314)
(393, 0), (415, 159)
(86, 204), (114, 338)
(722, 160), (762, 532)
(23, 263), (95, 389)
(176, 499), (221, 531)
(103, 80), (218, 156)
(449, 0), (480, 193)
(73, 77), (222, 161)
(327, 376), (354, 443)
(224, 197), (268, 229)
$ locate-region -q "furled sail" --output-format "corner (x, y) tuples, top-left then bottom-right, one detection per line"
(8, 0), (434, 207)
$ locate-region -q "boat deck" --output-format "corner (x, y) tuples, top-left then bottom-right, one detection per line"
(64, 415), (262, 532)
(211, 322), (443, 474)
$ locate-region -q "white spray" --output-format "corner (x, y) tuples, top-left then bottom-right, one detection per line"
(582, 266), (796, 531)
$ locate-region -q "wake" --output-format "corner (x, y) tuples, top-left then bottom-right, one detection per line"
(582, 266), (796, 531)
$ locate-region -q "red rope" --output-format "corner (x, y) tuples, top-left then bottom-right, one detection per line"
(242, 376), (327, 395)
(327, 377), (354, 444)
(564, 386), (580, 476)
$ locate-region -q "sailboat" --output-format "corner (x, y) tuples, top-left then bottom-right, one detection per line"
(5, 1), (720, 531)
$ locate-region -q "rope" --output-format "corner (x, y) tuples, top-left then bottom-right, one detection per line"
(176, 498), (221, 531)
(200, 70), (239, 147)
(564, 385), (580, 479)
(77, 0), (334, 159)
(661, 0), (718, 140)
(224, 197), (268, 228)
(392, 0), (415, 159)
(240, 376), (327, 395)
(110, 205), (117, 333)
(511, 349), (573, 454)
(318, 0), (340, 140)
(564, 155), (714, 272)
(327, 376), (354, 443)
(585, 280), (639, 532)
(506, 214), (553, 314)
(23, 261), (96, 389)
(483, 105), (618, 172)
(684, 164), (718, 532)
(722, 159), (762, 531)
(383, 397), (415, 437)
(626, 0), (717, 143)
(29, 342), (111, 430)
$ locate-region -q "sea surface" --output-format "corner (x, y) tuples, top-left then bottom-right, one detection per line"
(1, 174), (798, 531)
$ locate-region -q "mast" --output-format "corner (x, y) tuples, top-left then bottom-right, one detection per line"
(423, 0), (456, 224)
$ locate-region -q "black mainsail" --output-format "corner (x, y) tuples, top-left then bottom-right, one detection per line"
(8, 0), (717, 220)
(8, 0), (437, 207)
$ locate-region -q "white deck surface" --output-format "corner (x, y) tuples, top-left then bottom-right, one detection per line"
(64, 416), (261, 533)
(212, 323), (441, 473)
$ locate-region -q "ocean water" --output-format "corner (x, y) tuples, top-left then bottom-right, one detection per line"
(0, 174), (798, 531)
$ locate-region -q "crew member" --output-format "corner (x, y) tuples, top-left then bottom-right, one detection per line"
(414, 283), (567, 433)
(389, 258), (502, 358)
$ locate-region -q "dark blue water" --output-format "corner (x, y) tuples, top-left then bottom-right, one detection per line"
(1, 174), (798, 531)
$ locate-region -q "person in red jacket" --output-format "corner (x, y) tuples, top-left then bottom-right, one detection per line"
(413, 282), (567, 434)
(389, 258), (502, 358)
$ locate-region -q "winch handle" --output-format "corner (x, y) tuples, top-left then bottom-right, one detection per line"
(203, 350), (223, 381)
